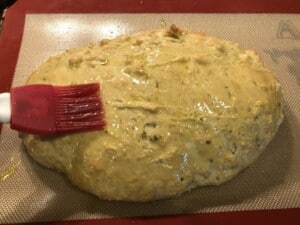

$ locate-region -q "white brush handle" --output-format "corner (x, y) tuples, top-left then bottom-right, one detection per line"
(0, 93), (11, 123)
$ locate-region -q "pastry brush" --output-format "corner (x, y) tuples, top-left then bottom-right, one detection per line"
(0, 83), (105, 135)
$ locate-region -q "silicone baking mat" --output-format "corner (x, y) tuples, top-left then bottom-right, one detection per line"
(0, 1), (300, 225)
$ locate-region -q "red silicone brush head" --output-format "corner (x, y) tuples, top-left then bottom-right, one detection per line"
(54, 83), (106, 134)
(10, 83), (105, 135)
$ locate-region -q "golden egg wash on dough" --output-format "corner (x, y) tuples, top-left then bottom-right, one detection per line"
(22, 25), (283, 201)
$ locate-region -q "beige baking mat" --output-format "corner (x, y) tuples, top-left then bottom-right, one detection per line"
(0, 14), (299, 224)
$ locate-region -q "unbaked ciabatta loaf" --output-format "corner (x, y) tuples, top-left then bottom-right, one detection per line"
(22, 25), (283, 201)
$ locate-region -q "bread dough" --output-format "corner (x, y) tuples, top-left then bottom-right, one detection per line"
(22, 25), (283, 201)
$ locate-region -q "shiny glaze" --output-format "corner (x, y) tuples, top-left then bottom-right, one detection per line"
(23, 25), (283, 201)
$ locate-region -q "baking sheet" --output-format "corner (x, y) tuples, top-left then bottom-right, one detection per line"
(0, 13), (299, 224)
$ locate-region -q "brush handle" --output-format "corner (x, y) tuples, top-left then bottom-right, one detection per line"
(0, 93), (11, 123)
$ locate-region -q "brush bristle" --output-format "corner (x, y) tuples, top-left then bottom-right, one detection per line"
(53, 83), (105, 133)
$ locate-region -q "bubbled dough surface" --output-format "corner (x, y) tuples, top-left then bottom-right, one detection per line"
(22, 26), (283, 201)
